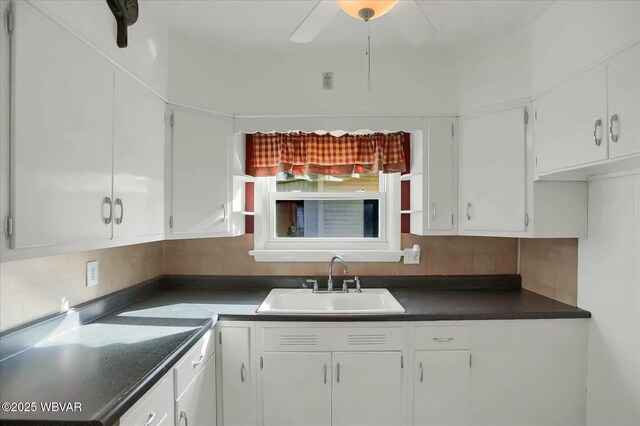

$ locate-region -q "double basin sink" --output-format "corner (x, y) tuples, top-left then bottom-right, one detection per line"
(257, 288), (405, 314)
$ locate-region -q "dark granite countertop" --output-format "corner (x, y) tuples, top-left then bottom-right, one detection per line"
(0, 275), (590, 425)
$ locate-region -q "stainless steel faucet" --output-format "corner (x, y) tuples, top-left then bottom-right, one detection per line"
(327, 255), (349, 292)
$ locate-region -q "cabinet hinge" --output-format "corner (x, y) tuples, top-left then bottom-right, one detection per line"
(451, 123), (454, 138)
(4, 215), (13, 239)
(524, 213), (529, 227)
(524, 110), (529, 124)
(218, 331), (222, 345)
(400, 356), (404, 369)
(260, 356), (263, 369)
(4, 7), (13, 35)
(469, 354), (472, 368)
(169, 216), (174, 229)
(169, 112), (174, 128)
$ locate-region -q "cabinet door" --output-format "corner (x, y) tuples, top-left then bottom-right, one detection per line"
(607, 45), (640, 159)
(113, 72), (165, 240)
(414, 351), (470, 426)
(176, 357), (216, 426)
(534, 65), (608, 173)
(426, 118), (455, 232)
(459, 108), (526, 232)
(11, 1), (114, 249)
(220, 327), (255, 426)
(262, 352), (331, 426)
(332, 352), (404, 426)
(171, 109), (232, 237)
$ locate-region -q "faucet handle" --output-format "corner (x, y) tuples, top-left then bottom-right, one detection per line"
(355, 276), (361, 293)
(304, 279), (319, 292)
(342, 278), (355, 292)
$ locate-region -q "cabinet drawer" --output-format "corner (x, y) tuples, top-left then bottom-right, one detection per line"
(120, 372), (174, 426)
(263, 327), (404, 352)
(415, 326), (470, 350)
(174, 329), (215, 399)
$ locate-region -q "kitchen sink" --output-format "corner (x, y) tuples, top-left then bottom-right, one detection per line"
(256, 288), (406, 314)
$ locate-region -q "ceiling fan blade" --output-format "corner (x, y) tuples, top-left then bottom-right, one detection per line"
(389, 0), (437, 46)
(290, 0), (340, 44)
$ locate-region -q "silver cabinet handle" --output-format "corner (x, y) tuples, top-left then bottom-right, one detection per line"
(593, 119), (603, 146)
(192, 354), (204, 369)
(610, 114), (619, 142)
(324, 363), (327, 384)
(222, 204), (227, 222)
(143, 412), (156, 426)
(419, 362), (424, 383)
(433, 337), (454, 343)
(115, 198), (124, 225)
(336, 362), (340, 383)
(179, 411), (188, 426)
(466, 202), (472, 221)
(102, 197), (112, 224)
(432, 202), (437, 221)
(240, 362), (245, 382)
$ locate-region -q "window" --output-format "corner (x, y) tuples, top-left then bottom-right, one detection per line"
(248, 132), (405, 262)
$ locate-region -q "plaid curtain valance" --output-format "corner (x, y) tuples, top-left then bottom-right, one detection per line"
(250, 132), (406, 176)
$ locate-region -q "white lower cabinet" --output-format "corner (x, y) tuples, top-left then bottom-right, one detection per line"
(176, 357), (217, 426)
(262, 352), (332, 426)
(332, 352), (403, 426)
(120, 371), (175, 426)
(413, 351), (470, 426)
(219, 325), (257, 426)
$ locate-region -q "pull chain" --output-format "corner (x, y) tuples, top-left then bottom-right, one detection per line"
(366, 23), (372, 91)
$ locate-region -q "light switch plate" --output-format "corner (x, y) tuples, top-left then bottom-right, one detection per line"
(86, 260), (99, 287)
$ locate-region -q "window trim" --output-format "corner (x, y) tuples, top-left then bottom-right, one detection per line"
(250, 173), (402, 262)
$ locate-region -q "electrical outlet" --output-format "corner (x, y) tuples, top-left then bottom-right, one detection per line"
(403, 245), (421, 264)
(86, 260), (99, 287)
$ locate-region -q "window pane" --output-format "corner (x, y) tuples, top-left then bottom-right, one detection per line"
(276, 172), (380, 193)
(275, 199), (379, 238)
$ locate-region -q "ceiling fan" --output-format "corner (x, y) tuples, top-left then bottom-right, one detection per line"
(290, 0), (437, 45)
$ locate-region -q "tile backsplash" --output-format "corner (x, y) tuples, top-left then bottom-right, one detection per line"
(519, 238), (579, 306)
(0, 242), (163, 332)
(0, 235), (578, 332)
(163, 234), (518, 276)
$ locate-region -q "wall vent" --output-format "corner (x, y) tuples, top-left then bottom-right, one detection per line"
(347, 334), (386, 346)
(279, 334), (318, 346)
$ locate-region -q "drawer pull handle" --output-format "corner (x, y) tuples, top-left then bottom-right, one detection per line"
(419, 362), (424, 383)
(144, 412), (156, 426)
(593, 119), (603, 146)
(240, 362), (246, 382)
(323, 363), (327, 384)
(192, 354), (205, 369)
(433, 337), (454, 342)
(336, 362), (340, 383)
(179, 410), (188, 426)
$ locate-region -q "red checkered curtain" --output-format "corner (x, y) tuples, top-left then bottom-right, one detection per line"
(250, 132), (406, 176)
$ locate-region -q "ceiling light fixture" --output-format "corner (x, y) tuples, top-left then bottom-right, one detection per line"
(336, 0), (399, 22)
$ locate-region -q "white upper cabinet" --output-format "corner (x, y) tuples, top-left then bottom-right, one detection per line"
(410, 118), (457, 235)
(534, 65), (608, 173)
(10, 1), (114, 249)
(607, 44), (640, 159)
(113, 72), (165, 241)
(459, 108), (527, 233)
(534, 43), (640, 178)
(169, 108), (233, 238)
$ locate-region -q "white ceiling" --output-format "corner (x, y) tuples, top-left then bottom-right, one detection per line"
(144, 0), (553, 49)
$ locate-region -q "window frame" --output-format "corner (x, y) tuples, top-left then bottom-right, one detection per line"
(251, 173), (402, 261)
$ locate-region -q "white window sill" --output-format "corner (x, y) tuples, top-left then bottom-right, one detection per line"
(249, 250), (403, 263)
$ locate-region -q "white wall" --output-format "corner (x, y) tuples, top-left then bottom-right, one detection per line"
(578, 173), (640, 426)
(167, 33), (457, 117)
(456, 27), (532, 114)
(531, 0), (640, 97)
